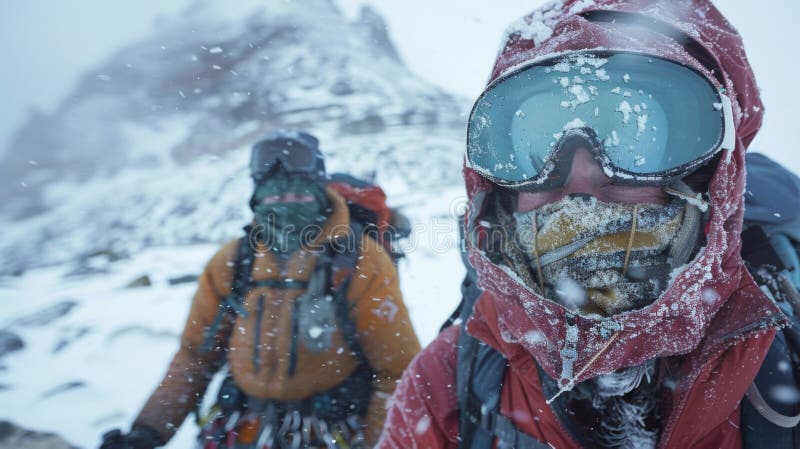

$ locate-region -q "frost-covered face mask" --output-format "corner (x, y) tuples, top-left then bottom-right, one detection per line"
(514, 191), (701, 316)
(251, 172), (330, 254)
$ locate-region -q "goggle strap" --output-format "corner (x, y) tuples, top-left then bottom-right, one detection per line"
(251, 150), (319, 179)
(720, 95), (736, 153)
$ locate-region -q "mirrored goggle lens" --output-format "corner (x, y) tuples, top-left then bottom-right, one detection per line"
(250, 139), (316, 177)
(467, 52), (726, 185)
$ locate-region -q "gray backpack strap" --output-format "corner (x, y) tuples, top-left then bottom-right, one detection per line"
(199, 235), (253, 353)
(742, 326), (800, 448)
(328, 222), (370, 367)
(456, 329), (484, 449)
(457, 334), (551, 449)
(740, 152), (800, 447)
(193, 235), (254, 424)
(741, 270), (800, 448)
(747, 382), (800, 428)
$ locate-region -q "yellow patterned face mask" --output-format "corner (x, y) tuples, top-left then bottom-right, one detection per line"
(513, 194), (696, 316)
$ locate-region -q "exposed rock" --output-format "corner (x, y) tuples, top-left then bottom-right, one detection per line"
(125, 274), (152, 288)
(64, 249), (128, 278)
(330, 80), (355, 96)
(0, 0), (467, 276)
(0, 331), (24, 359)
(107, 325), (179, 343)
(357, 6), (402, 61)
(52, 326), (92, 354)
(340, 111), (386, 134)
(0, 0), (462, 222)
(40, 381), (86, 399)
(82, 248), (128, 263)
(0, 421), (78, 449)
(62, 264), (108, 278)
(12, 301), (77, 327)
(168, 274), (199, 285)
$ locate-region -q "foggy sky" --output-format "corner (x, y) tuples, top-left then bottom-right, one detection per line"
(1, 1), (797, 170)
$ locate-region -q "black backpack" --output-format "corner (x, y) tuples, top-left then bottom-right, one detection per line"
(447, 153), (800, 449)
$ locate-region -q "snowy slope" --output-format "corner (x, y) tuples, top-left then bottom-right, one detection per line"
(0, 127), (465, 276)
(0, 186), (465, 449)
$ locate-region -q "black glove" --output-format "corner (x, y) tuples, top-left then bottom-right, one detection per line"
(99, 424), (164, 449)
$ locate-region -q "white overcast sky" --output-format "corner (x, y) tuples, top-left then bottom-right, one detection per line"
(0, 1), (798, 170)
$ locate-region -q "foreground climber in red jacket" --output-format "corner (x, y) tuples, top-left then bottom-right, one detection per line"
(378, 1), (791, 448)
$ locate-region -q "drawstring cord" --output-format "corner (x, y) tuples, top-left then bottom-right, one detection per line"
(663, 186), (710, 212)
(532, 208), (545, 292)
(546, 330), (622, 405)
(548, 203), (640, 404)
(622, 205), (639, 277)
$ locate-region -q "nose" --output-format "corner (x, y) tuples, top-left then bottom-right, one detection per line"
(517, 147), (610, 211)
(517, 146), (668, 212)
(561, 147), (612, 196)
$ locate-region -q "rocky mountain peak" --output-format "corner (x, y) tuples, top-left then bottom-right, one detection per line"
(0, 0), (467, 275)
(1, 0), (463, 220)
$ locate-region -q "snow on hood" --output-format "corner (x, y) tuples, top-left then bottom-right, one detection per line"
(463, 0), (779, 387)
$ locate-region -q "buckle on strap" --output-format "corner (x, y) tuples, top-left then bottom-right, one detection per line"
(479, 403), (497, 433)
(474, 391), (552, 449)
(482, 407), (513, 443)
(222, 293), (248, 318)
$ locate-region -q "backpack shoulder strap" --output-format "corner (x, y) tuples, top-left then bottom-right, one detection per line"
(741, 268), (800, 447)
(456, 329), (500, 449)
(199, 234), (254, 353)
(456, 330), (551, 449)
(326, 223), (370, 367)
(451, 212), (555, 448)
(742, 327), (800, 447)
(230, 232), (256, 308)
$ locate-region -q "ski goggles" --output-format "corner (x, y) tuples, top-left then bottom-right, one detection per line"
(250, 134), (325, 181)
(466, 50), (735, 189)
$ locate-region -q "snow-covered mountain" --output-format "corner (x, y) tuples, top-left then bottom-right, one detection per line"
(0, 0), (467, 275)
(0, 2), (469, 447)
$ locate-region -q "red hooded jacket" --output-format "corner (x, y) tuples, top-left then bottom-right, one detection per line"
(378, 1), (786, 448)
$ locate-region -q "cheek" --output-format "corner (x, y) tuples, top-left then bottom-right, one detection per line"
(517, 186), (668, 211)
(600, 186), (668, 205)
(517, 191), (563, 212)
(259, 195), (282, 205)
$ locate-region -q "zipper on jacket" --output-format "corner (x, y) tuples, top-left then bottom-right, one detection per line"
(535, 362), (589, 449)
(558, 313), (580, 389)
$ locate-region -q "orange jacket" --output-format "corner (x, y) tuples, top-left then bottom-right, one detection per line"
(135, 188), (421, 445)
